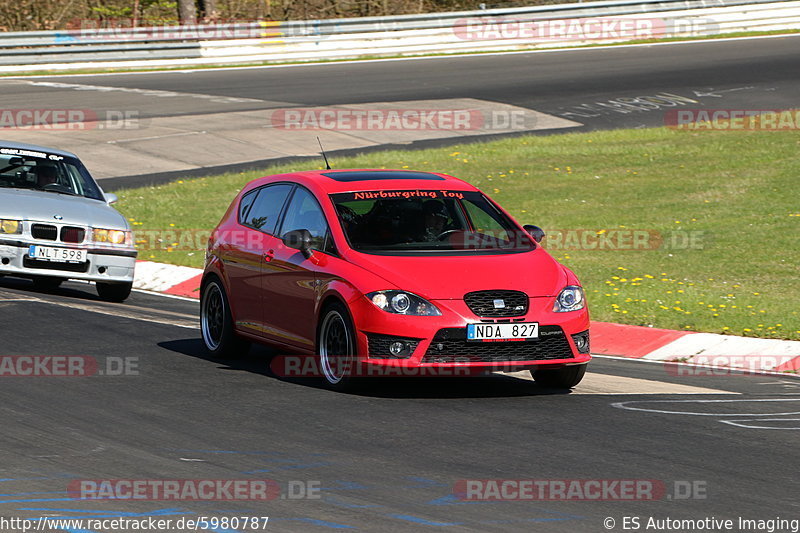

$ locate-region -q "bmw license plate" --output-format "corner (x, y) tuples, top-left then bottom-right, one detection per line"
(467, 322), (539, 341)
(29, 245), (87, 263)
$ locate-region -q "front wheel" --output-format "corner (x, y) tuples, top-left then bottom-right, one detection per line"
(200, 278), (249, 358)
(531, 364), (587, 389)
(96, 281), (132, 302)
(318, 303), (357, 391)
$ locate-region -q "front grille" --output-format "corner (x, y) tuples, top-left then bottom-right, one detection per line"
(464, 290), (528, 317)
(23, 257), (90, 272)
(31, 224), (58, 241)
(60, 226), (85, 243)
(422, 325), (574, 363)
(367, 333), (421, 359)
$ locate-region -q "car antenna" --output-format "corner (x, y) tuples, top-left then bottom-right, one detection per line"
(317, 136), (332, 170)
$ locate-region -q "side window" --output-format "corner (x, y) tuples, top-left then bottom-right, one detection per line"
(243, 184), (293, 235)
(280, 187), (331, 252)
(238, 189), (258, 224)
(464, 198), (507, 234)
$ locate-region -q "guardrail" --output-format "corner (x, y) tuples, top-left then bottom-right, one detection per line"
(1, 0), (799, 72)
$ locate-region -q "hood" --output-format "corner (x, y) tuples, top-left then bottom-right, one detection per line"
(0, 188), (127, 229)
(350, 248), (568, 299)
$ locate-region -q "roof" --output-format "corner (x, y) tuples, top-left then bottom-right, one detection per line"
(0, 140), (79, 159)
(244, 169), (479, 195)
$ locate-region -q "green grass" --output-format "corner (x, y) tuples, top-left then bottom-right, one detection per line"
(115, 127), (800, 340)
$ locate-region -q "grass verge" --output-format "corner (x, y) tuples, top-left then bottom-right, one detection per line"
(115, 127), (800, 340)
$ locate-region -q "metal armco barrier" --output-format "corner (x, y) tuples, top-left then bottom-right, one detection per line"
(1, 0), (799, 72)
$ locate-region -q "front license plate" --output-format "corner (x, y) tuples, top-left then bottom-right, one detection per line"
(29, 245), (87, 263)
(467, 322), (539, 341)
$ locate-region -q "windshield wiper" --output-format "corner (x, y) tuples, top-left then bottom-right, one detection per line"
(37, 187), (77, 196)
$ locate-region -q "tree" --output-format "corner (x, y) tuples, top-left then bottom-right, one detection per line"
(178, 0), (196, 24)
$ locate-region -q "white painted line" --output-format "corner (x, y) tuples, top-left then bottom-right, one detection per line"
(5, 296), (199, 329)
(611, 398), (800, 416)
(23, 80), (267, 103)
(719, 418), (800, 430)
(131, 288), (200, 303)
(592, 354), (800, 379)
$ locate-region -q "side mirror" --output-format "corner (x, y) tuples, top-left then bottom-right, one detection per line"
(105, 193), (118, 204)
(282, 229), (313, 259)
(523, 224), (545, 243)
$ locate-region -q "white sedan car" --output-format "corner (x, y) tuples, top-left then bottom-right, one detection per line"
(0, 141), (136, 301)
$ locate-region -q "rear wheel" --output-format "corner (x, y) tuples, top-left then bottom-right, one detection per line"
(96, 281), (132, 302)
(318, 303), (357, 391)
(32, 276), (63, 291)
(200, 277), (249, 358)
(531, 364), (587, 389)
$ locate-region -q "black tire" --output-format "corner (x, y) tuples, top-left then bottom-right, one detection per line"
(531, 364), (587, 389)
(200, 277), (249, 358)
(317, 302), (358, 391)
(96, 281), (132, 302)
(32, 276), (63, 291)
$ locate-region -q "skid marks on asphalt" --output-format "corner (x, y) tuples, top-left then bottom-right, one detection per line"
(0, 287), (198, 329)
(503, 369), (734, 395)
(611, 397), (800, 430)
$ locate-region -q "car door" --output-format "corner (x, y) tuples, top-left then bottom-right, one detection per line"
(260, 186), (333, 352)
(224, 183), (293, 337)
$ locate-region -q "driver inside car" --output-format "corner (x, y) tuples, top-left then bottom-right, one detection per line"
(419, 199), (449, 242)
(34, 164), (59, 188)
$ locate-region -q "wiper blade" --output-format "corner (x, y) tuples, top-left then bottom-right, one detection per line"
(37, 187), (77, 196)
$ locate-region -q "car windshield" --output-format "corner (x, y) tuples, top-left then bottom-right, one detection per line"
(0, 147), (104, 201)
(331, 190), (535, 254)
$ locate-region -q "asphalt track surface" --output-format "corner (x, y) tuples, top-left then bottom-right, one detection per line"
(1, 37), (799, 532)
(1, 277), (799, 532)
(1, 35), (799, 188)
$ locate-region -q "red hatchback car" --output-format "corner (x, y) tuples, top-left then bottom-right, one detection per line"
(201, 169), (590, 390)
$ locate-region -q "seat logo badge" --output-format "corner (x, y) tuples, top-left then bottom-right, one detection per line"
(53, 215), (63, 220)
(493, 299), (506, 309)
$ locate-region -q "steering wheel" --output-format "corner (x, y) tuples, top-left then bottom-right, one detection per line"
(41, 183), (72, 193)
(436, 229), (461, 241)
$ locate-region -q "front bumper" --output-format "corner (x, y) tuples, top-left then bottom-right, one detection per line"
(350, 294), (591, 372)
(0, 238), (136, 283)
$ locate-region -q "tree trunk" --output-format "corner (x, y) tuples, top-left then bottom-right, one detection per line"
(178, 0), (197, 25)
(203, 0), (218, 22)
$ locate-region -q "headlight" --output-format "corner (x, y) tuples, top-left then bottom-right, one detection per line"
(0, 219), (21, 234)
(93, 228), (130, 245)
(553, 285), (585, 312)
(367, 290), (442, 316)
